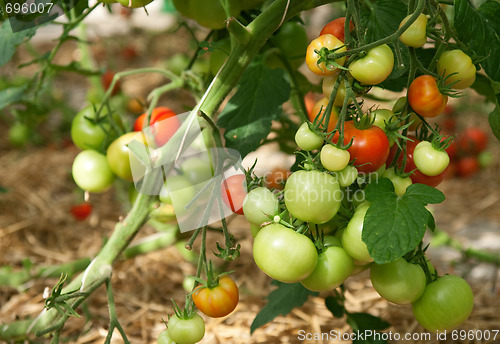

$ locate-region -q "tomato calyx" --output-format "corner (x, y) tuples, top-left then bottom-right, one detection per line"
(435, 72), (463, 98)
(190, 261), (234, 291)
(169, 298), (198, 321)
(316, 46), (348, 73)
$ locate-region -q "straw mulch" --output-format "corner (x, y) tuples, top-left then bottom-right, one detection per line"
(1, 126), (499, 344)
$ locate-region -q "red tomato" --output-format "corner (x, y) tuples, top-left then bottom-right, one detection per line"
(456, 156), (480, 178)
(304, 92), (317, 118)
(265, 167), (291, 190)
(333, 121), (389, 173)
(408, 75), (448, 118)
(70, 202), (93, 221)
(445, 140), (457, 160)
(133, 107), (180, 147)
(192, 276), (239, 318)
(320, 17), (354, 42)
(221, 174), (247, 215)
(457, 127), (488, 155)
(388, 137), (447, 187)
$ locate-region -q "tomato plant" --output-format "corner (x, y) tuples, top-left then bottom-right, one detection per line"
(408, 75), (448, 117)
(349, 44), (394, 85)
(306, 34), (347, 76)
(192, 276), (239, 318)
(322, 70), (347, 107)
(412, 275), (474, 332)
(253, 224), (318, 283)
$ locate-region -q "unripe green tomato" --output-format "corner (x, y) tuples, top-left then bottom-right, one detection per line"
(209, 38), (231, 76)
(383, 167), (412, 196)
(437, 49), (476, 89)
(336, 165), (358, 187)
(168, 313), (205, 344)
(370, 258), (426, 304)
(250, 223), (261, 238)
(413, 141), (450, 176)
(242, 187), (279, 225)
(180, 157), (213, 185)
(182, 276), (196, 293)
(341, 204), (373, 264)
(295, 122), (323, 151)
(189, 0), (241, 30)
(320, 145), (350, 172)
(399, 13), (428, 48)
(8, 122), (30, 147)
(172, 0), (193, 18)
(72, 150), (115, 193)
(98, 0), (117, 4)
(371, 109), (396, 131)
(117, 0), (154, 8)
(71, 105), (112, 151)
(158, 329), (176, 344)
(106, 132), (139, 182)
(270, 21), (308, 70)
(349, 44), (394, 85)
(166, 54), (190, 75)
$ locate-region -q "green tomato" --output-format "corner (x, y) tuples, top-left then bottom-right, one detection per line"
(370, 258), (426, 304)
(116, 0), (153, 7)
(72, 150), (115, 193)
(106, 132), (139, 182)
(172, 0), (193, 18)
(335, 165), (358, 187)
(71, 105), (112, 151)
(399, 13), (428, 48)
(253, 224), (318, 283)
(300, 245), (354, 292)
(180, 157), (213, 185)
(349, 44), (394, 85)
(158, 329), (176, 344)
(413, 141), (450, 176)
(270, 21), (309, 70)
(412, 275), (474, 332)
(168, 313), (205, 344)
(8, 122), (30, 147)
(242, 187), (278, 225)
(189, 0), (241, 30)
(250, 223), (261, 238)
(320, 145), (350, 172)
(284, 170), (342, 224)
(341, 204), (373, 264)
(383, 167), (412, 196)
(437, 50), (476, 89)
(295, 122), (323, 151)
(371, 109), (395, 131)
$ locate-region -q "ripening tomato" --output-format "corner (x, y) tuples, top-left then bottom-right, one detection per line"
(457, 127), (488, 155)
(192, 276), (239, 318)
(320, 145), (350, 172)
(306, 34), (347, 76)
(320, 17), (354, 42)
(265, 167), (291, 190)
(456, 156), (480, 178)
(349, 44), (394, 85)
(221, 174), (247, 215)
(70, 202), (93, 221)
(399, 13), (428, 48)
(332, 121), (390, 174)
(437, 50), (476, 89)
(309, 97), (339, 132)
(408, 75), (448, 117)
(133, 107), (180, 147)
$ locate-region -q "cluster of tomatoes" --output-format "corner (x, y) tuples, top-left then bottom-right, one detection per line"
(214, 14), (481, 334)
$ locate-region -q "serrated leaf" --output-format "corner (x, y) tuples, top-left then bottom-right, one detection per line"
(250, 281), (317, 333)
(347, 313), (390, 344)
(363, 179), (445, 263)
(217, 61), (291, 157)
(471, 74), (500, 103)
(325, 296), (345, 318)
(455, 0), (500, 82)
(0, 21), (36, 66)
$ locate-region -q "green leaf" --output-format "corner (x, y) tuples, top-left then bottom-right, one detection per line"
(217, 61), (291, 157)
(0, 185), (8, 193)
(0, 21), (36, 67)
(455, 0), (500, 82)
(0, 84), (28, 109)
(250, 281), (317, 333)
(471, 74), (500, 103)
(489, 102), (500, 141)
(347, 312), (390, 344)
(325, 296), (345, 318)
(363, 179), (445, 263)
